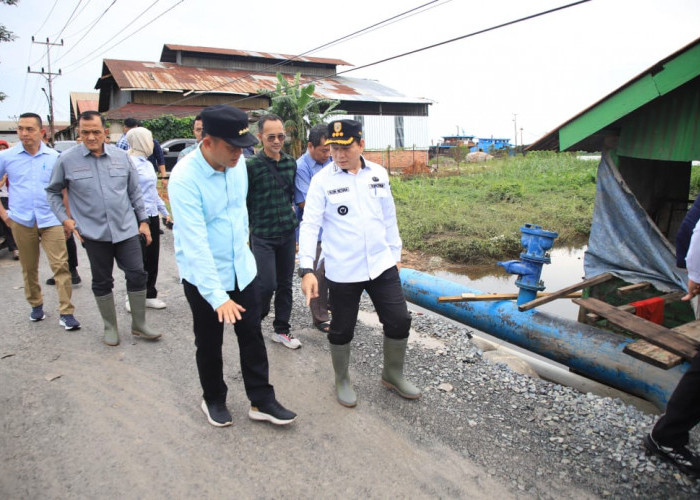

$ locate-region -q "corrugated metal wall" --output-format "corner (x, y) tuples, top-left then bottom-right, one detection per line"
(353, 115), (429, 149)
(617, 77), (700, 161)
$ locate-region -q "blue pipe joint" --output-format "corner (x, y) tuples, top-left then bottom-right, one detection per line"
(498, 224), (559, 305)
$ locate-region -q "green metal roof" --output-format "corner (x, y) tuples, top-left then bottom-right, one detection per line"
(529, 37), (700, 160)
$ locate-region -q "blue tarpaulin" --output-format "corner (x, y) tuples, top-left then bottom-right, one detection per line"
(584, 153), (688, 292)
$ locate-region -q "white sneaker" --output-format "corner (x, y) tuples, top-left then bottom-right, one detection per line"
(271, 332), (301, 349)
(145, 298), (167, 309)
(125, 296), (131, 313)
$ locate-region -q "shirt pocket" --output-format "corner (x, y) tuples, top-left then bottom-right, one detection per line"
(367, 181), (388, 199)
(72, 168), (93, 182)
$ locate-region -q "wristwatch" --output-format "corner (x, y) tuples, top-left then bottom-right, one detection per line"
(298, 268), (314, 278)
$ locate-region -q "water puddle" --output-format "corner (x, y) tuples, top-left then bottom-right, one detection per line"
(432, 246), (586, 321)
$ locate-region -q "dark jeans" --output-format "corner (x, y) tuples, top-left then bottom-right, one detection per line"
(183, 279), (275, 406)
(326, 266), (411, 345)
(82, 235), (147, 297)
(138, 215), (161, 298)
(0, 197), (17, 252)
(652, 351), (700, 447)
(251, 231), (296, 334)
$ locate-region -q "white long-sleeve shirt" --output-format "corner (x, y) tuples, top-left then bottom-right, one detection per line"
(685, 218), (700, 282)
(298, 157), (401, 283)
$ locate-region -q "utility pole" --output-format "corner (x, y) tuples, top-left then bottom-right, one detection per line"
(28, 37), (63, 142)
(520, 127), (523, 149)
(512, 113), (518, 149)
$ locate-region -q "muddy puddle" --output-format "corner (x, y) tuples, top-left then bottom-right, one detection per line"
(430, 246), (586, 321)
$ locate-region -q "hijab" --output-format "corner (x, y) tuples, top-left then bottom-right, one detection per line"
(126, 127), (154, 158)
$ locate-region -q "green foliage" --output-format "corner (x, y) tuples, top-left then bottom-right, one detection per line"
(0, 0), (20, 101)
(263, 72), (346, 158)
(392, 151), (597, 264)
(141, 115), (195, 143)
(690, 164), (700, 199)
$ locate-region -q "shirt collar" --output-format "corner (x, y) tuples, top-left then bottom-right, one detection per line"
(18, 141), (51, 157)
(332, 156), (367, 175)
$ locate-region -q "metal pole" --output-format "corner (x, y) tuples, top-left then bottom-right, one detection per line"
(512, 113), (518, 148)
(28, 37), (63, 143)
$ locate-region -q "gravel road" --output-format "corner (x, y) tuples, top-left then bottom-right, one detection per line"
(1, 231), (699, 499)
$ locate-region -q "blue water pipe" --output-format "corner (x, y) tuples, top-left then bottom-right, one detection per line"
(498, 224), (559, 305)
(400, 268), (687, 409)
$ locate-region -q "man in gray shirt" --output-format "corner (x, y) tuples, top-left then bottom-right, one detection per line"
(46, 110), (161, 346)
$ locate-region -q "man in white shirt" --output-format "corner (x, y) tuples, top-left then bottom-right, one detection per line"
(299, 119), (420, 408)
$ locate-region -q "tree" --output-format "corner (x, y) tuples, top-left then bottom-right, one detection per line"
(264, 72), (346, 158)
(141, 115), (195, 143)
(0, 0), (20, 102)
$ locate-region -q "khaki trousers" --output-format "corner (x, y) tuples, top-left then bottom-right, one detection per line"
(11, 221), (74, 314)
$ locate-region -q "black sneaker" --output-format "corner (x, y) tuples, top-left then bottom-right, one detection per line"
(71, 271), (81, 285)
(201, 400), (232, 427)
(249, 399), (297, 425)
(644, 433), (700, 476)
(46, 277), (56, 285)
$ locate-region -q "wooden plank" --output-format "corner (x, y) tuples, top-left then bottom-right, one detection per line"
(585, 291), (685, 322)
(623, 340), (683, 369)
(617, 282), (651, 294)
(672, 320), (700, 343)
(573, 297), (700, 360)
(517, 272), (614, 312)
(438, 291), (582, 303)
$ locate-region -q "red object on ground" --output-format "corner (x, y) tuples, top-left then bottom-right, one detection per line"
(630, 296), (665, 324)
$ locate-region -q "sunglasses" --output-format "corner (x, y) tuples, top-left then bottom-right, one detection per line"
(265, 134), (286, 142)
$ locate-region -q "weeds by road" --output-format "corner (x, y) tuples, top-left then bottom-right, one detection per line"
(392, 151), (597, 264)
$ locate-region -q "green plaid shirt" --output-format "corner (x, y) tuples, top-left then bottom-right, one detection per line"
(246, 150), (298, 238)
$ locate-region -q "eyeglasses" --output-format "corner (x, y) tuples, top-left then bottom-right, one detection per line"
(265, 134), (286, 142)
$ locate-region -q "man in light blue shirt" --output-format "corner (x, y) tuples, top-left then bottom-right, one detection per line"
(168, 104), (297, 428)
(295, 124), (332, 332)
(0, 112), (80, 330)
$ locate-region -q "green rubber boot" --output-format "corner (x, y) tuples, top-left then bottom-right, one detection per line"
(128, 290), (162, 341)
(330, 343), (357, 408)
(381, 337), (421, 399)
(95, 293), (119, 346)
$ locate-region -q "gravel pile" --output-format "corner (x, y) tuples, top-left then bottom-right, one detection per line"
(283, 275), (700, 498)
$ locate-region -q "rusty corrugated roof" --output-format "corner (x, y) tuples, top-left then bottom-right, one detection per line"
(161, 44), (352, 67)
(98, 59), (430, 105)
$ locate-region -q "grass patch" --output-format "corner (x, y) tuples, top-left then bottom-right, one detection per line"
(392, 151), (597, 264)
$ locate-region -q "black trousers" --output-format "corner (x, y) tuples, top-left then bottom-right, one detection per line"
(251, 230), (296, 335)
(82, 235), (147, 297)
(66, 234), (78, 273)
(138, 215), (161, 298)
(326, 266), (411, 345)
(183, 279), (275, 406)
(652, 351), (700, 447)
(0, 197), (17, 252)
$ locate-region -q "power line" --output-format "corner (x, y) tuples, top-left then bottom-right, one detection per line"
(166, 0), (445, 108)
(62, 0), (170, 71)
(55, 0), (119, 63)
(222, 0), (592, 109)
(53, 0), (85, 41)
(32, 0), (60, 37)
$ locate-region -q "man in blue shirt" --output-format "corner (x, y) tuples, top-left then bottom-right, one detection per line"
(295, 124), (332, 332)
(0, 112), (80, 330)
(168, 104), (297, 428)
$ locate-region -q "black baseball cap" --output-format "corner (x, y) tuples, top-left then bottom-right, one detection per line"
(201, 105), (258, 148)
(326, 119), (363, 145)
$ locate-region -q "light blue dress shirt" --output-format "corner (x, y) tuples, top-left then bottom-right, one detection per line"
(294, 150), (331, 205)
(0, 142), (61, 228)
(168, 147), (257, 310)
(130, 155), (169, 218)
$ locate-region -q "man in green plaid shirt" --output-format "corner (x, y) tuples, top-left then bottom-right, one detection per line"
(246, 114), (301, 349)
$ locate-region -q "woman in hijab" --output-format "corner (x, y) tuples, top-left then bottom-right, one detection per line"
(126, 126), (172, 311)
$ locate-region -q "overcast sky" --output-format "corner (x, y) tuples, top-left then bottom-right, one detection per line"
(0, 0), (698, 145)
